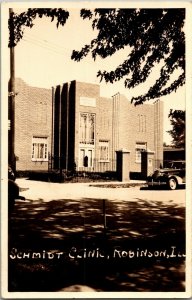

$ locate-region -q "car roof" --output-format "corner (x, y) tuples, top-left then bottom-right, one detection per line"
(167, 160), (185, 163)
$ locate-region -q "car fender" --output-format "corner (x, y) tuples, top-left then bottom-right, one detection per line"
(168, 175), (183, 185)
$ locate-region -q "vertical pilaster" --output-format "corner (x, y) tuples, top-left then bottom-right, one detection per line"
(116, 149), (131, 181)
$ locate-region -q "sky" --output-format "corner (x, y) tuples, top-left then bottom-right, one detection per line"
(8, 7), (186, 144)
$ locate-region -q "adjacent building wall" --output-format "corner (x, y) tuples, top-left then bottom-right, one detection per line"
(118, 94), (163, 172)
(14, 78), (52, 171)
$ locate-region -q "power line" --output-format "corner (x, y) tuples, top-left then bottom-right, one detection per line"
(22, 34), (97, 68)
(21, 32), (119, 71)
(24, 32), (76, 54)
(22, 37), (71, 56)
(25, 32), (73, 52)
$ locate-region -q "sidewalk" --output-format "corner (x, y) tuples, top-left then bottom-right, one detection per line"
(16, 178), (147, 202)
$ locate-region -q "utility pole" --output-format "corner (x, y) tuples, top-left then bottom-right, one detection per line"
(8, 8), (16, 172)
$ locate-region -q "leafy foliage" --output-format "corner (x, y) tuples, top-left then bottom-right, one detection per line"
(72, 9), (185, 105)
(168, 109), (185, 148)
(8, 8), (69, 47)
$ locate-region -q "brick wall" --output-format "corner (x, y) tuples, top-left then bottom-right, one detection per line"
(74, 81), (100, 164)
(15, 78), (52, 171)
(118, 94), (159, 172)
(70, 81), (163, 172)
(14, 79), (163, 173)
(57, 81), (163, 172)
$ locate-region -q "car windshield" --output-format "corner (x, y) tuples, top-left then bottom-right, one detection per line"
(165, 161), (185, 169)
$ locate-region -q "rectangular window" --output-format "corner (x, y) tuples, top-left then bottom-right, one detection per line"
(36, 102), (47, 124)
(135, 142), (147, 163)
(138, 114), (146, 132)
(99, 141), (109, 162)
(32, 137), (48, 161)
(79, 113), (95, 145)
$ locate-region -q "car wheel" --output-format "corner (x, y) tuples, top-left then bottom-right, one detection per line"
(168, 177), (178, 190)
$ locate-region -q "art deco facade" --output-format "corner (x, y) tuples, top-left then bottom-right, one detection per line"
(12, 78), (163, 174)
(52, 80), (163, 173)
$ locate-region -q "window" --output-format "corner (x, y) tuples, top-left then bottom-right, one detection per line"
(36, 101), (47, 124)
(99, 141), (109, 162)
(138, 114), (146, 132)
(135, 142), (147, 163)
(79, 113), (95, 144)
(32, 137), (48, 161)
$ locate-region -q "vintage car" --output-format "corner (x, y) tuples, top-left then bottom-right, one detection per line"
(8, 165), (25, 211)
(147, 160), (185, 190)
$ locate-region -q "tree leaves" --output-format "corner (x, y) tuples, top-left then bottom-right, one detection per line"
(9, 8), (185, 105)
(8, 8), (69, 47)
(71, 8), (185, 105)
(168, 110), (185, 148)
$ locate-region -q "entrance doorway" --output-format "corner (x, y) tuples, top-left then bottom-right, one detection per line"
(79, 147), (94, 169)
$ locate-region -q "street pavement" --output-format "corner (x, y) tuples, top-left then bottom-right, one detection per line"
(17, 178), (185, 206)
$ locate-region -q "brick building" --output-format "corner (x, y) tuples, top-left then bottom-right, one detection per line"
(11, 78), (52, 171)
(11, 79), (163, 175)
(52, 80), (163, 174)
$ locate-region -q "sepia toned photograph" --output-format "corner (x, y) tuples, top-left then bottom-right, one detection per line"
(1, 1), (192, 298)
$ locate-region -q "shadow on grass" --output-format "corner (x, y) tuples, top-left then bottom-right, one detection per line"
(8, 197), (185, 292)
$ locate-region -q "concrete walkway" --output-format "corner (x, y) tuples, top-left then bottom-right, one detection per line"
(16, 178), (185, 207)
(17, 178), (145, 202)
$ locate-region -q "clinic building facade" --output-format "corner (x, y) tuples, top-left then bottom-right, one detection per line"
(12, 78), (163, 176)
(51, 80), (163, 174)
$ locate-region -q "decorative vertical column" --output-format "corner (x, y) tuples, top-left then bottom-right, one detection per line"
(116, 149), (131, 182)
